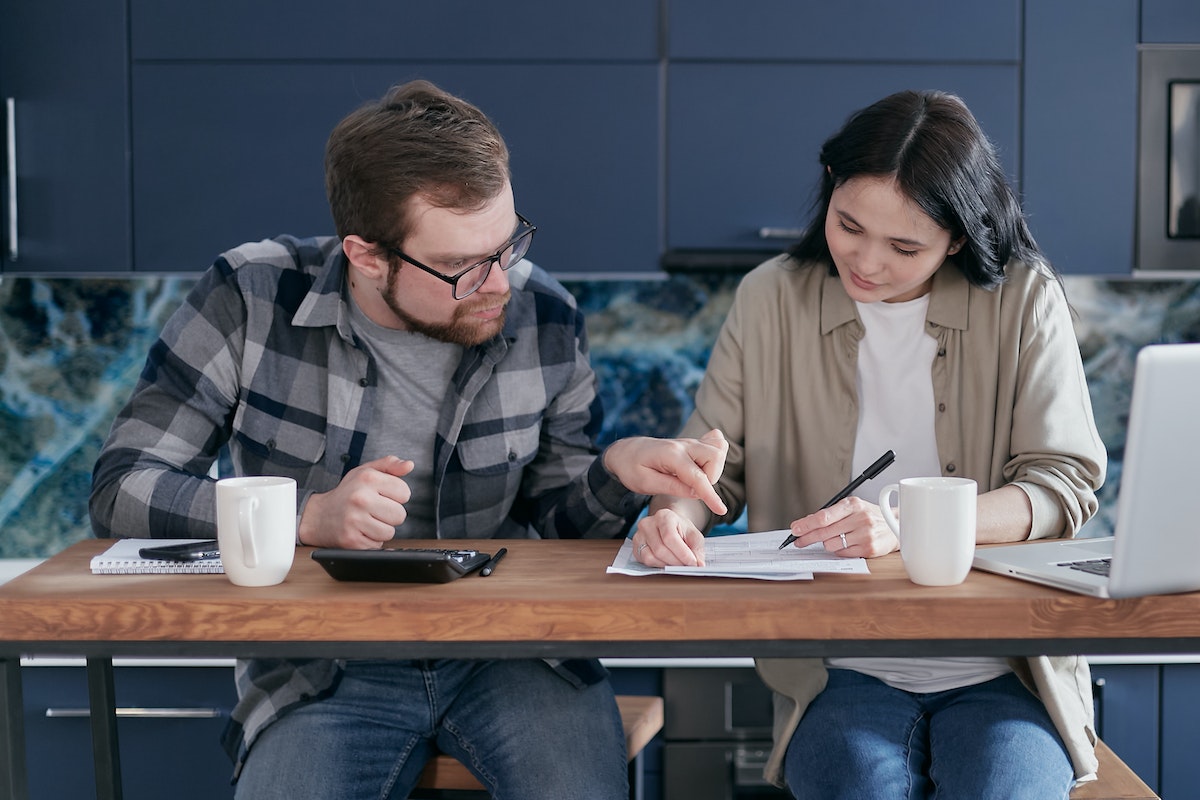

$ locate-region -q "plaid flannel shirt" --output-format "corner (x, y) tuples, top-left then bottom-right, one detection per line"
(89, 235), (646, 774)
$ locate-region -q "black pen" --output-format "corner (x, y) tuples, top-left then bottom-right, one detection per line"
(479, 547), (508, 577)
(778, 450), (896, 550)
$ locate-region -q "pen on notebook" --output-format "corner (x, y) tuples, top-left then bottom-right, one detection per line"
(479, 547), (508, 577)
(777, 450), (897, 550)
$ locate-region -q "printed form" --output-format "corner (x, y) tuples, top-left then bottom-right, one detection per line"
(607, 529), (870, 581)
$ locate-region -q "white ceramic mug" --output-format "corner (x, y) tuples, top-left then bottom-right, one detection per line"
(215, 476), (296, 587)
(878, 477), (977, 586)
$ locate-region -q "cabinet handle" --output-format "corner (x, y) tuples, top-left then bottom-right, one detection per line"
(45, 707), (223, 719)
(5, 97), (15, 261)
(758, 226), (805, 240)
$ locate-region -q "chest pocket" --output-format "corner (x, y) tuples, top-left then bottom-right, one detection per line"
(232, 400), (327, 469)
(455, 424), (541, 475)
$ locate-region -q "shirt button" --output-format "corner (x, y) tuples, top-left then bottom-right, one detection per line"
(341, 454), (351, 464)
(359, 378), (369, 387)
(266, 439), (276, 451)
(946, 463), (957, 473)
(508, 451), (517, 462)
(937, 402), (946, 412)
(937, 348), (946, 357)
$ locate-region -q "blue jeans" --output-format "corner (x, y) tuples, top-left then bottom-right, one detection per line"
(234, 659), (628, 800)
(783, 670), (1073, 800)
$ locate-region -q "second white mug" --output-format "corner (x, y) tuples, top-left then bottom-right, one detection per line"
(879, 477), (977, 586)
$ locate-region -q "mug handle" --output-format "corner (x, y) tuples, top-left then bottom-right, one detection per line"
(878, 484), (901, 538)
(238, 496), (260, 569)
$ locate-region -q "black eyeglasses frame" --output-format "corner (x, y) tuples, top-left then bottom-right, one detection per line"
(387, 213), (536, 300)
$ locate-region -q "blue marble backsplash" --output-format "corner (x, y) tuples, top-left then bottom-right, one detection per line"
(1, 269), (1198, 558)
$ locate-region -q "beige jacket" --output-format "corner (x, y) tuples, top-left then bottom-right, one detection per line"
(679, 255), (1108, 784)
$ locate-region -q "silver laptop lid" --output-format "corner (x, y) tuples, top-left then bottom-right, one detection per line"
(1107, 343), (1200, 598)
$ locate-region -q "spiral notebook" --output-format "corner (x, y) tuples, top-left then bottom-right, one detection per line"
(90, 538), (225, 575)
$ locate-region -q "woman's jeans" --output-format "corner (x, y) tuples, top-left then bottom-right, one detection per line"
(783, 669), (1074, 800)
(234, 658), (628, 800)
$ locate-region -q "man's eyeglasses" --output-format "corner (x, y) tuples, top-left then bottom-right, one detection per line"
(388, 213), (536, 300)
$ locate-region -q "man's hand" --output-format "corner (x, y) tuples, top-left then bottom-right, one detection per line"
(603, 429), (728, 516)
(297, 456), (414, 548)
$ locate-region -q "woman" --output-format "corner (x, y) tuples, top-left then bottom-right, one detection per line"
(634, 90), (1107, 798)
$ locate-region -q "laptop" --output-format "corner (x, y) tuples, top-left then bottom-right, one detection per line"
(972, 342), (1200, 598)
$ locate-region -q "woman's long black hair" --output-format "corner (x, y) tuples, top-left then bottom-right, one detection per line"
(790, 90), (1052, 289)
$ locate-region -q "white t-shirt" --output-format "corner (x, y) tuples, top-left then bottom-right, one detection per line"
(826, 296), (1011, 693)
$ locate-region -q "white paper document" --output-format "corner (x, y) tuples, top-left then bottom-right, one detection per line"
(607, 529), (870, 581)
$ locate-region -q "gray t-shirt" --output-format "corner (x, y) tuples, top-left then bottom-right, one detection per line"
(348, 297), (462, 537)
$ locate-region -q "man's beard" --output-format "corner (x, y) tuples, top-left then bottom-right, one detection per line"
(383, 265), (509, 347)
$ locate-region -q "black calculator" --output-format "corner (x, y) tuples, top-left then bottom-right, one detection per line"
(311, 547), (491, 583)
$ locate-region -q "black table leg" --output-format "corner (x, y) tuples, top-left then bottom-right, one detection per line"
(86, 657), (123, 800)
(1, 656), (29, 800)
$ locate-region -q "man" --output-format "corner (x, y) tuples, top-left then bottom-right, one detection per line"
(89, 80), (727, 799)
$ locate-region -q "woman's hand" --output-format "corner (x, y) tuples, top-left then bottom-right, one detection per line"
(784, 496), (899, 558)
(630, 507), (708, 567)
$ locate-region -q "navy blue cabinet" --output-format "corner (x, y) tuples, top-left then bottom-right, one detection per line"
(1090, 663), (1160, 793)
(21, 663), (236, 800)
(667, 0), (1020, 61)
(5, 2), (1200, 274)
(129, 0), (658, 62)
(128, 0), (661, 274)
(1090, 660), (1200, 798)
(1160, 664), (1200, 798)
(666, 63), (1019, 254)
(0, 0), (131, 273)
(1142, 0), (1200, 42)
(1021, 1), (1139, 275)
(664, 2), (1021, 260)
(131, 63), (660, 274)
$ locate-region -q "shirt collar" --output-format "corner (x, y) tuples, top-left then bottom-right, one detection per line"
(293, 244), (352, 337)
(819, 261), (971, 334)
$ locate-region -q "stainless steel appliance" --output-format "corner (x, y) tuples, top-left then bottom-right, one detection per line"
(662, 667), (790, 800)
(1137, 45), (1200, 272)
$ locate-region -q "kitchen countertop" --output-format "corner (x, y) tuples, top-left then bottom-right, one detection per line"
(0, 559), (43, 586)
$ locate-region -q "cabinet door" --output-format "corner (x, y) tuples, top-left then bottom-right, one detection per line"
(0, 0), (131, 273)
(666, 63), (1019, 254)
(668, 0), (1020, 61)
(131, 0), (657, 61)
(1141, 0), (1200, 43)
(1021, 1), (1138, 274)
(22, 665), (236, 800)
(1160, 664), (1200, 798)
(1089, 664), (1159, 793)
(132, 63), (660, 273)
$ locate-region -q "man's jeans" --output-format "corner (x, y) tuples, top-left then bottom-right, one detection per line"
(783, 669), (1074, 800)
(235, 658), (628, 800)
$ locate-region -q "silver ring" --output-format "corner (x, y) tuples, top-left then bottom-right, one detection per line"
(839, 533), (849, 550)
(637, 542), (648, 556)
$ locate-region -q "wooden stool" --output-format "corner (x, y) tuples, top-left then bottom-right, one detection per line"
(412, 694), (664, 799)
(1071, 740), (1159, 800)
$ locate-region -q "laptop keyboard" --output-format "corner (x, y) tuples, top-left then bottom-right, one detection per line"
(1059, 557), (1112, 577)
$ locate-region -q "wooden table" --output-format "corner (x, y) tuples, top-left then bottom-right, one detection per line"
(4, 538), (1200, 799)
